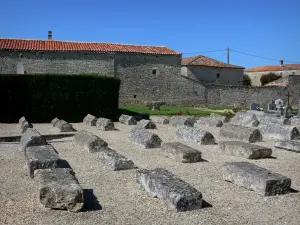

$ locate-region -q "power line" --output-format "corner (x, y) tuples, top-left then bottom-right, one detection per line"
(182, 49), (227, 55)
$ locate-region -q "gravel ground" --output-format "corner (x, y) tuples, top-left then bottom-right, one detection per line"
(0, 122), (300, 225)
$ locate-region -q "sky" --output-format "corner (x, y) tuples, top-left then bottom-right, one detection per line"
(1, 0), (300, 69)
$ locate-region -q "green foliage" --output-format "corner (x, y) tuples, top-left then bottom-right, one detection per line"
(243, 74), (252, 86)
(0, 74), (120, 122)
(260, 72), (282, 86)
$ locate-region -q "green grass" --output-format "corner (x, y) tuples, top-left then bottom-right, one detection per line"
(207, 105), (233, 110)
(119, 105), (233, 117)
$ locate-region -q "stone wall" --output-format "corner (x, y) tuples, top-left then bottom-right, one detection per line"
(181, 65), (244, 85)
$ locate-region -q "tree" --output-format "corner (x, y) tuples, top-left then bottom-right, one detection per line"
(260, 72), (282, 86)
(243, 74), (252, 86)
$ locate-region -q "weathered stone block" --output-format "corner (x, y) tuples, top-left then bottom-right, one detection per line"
(176, 126), (215, 145)
(20, 128), (47, 150)
(136, 168), (203, 212)
(222, 162), (291, 196)
(25, 145), (64, 178)
(162, 142), (202, 163)
(129, 128), (162, 149)
(219, 141), (272, 159)
(21, 121), (33, 133)
(96, 117), (115, 131)
(259, 117), (291, 126)
(74, 130), (108, 153)
(230, 112), (259, 127)
(150, 116), (170, 124)
(119, 114), (137, 125)
(196, 117), (223, 127)
(220, 124), (262, 143)
(99, 148), (136, 170)
(170, 116), (194, 127)
(137, 119), (156, 129)
(258, 124), (299, 140)
(210, 113), (229, 123)
(54, 120), (76, 132)
(51, 118), (59, 127)
(19, 116), (27, 125)
(83, 114), (97, 126)
(34, 168), (84, 212)
(274, 141), (300, 153)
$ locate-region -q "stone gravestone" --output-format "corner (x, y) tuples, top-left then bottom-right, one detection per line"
(268, 101), (276, 110)
(275, 98), (284, 110)
(250, 103), (260, 111)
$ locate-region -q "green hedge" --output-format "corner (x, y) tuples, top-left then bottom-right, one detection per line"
(0, 74), (120, 123)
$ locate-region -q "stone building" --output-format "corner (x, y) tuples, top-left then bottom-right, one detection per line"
(181, 55), (245, 85)
(245, 60), (300, 86)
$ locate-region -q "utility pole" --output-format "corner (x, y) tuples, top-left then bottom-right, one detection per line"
(227, 47), (230, 64)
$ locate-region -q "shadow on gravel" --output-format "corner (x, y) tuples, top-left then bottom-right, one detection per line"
(82, 189), (102, 212)
(290, 188), (299, 193)
(202, 200), (213, 208)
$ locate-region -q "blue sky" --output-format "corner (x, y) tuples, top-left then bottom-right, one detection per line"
(1, 0), (300, 68)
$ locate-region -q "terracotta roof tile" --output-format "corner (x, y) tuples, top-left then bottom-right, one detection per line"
(182, 55), (244, 69)
(245, 64), (300, 72)
(0, 38), (180, 55)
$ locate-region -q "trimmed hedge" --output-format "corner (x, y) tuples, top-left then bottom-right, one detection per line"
(0, 74), (120, 123)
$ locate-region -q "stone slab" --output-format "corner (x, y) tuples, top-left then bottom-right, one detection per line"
(83, 114), (97, 126)
(176, 126), (215, 145)
(210, 113), (229, 123)
(196, 117), (223, 127)
(96, 117), (115, 131)
(274, 141), (300, 153)
(170, 116), (195, 127)
(51, 118), (59, 127)
(229, 112), (259, 127)
(21, 121), (33, 133)
(161, 142), (202, 163)
(136, 168), (203, 212)
(222, 162), (291, 196)
(0, 133), (76, 143)
(54, 120), (76, 132)
(129, 128), (162, 149)
(74, 130), (108, 153)
(150, 116), (170, 124)
(259, 117), (291, 126)
(137, 119), (156, 129)
(20, 128), (47, 150)
(25, 144), (64, 178)
(99, 148), (136, 170)
(258, 124), (299, 140)
(220, 124), (262, 143)
(119, 114), (137, 125)
(19, 116), (27, 125)
(34, 168), (84, 212)
(219, 141), (272, 159)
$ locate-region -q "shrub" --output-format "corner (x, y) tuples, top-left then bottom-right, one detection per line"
(0, 74), (120, 122)
(260, 72), (282, 86)
(243, 74), (252, 86)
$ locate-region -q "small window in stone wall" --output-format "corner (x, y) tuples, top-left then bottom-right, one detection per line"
(152, 69), (157, 75)
(134, 95), (137, 98)
(217, 73), (220, 78)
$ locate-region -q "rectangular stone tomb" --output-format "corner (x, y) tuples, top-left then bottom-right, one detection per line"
(176, 126), (215, 145)
(161, 142), (202, 163)
(96, 117), (115, 131)
(34, 168), (84, 212)
(119, 114), (137, 125)
(258, 124), (299, 140)
(129, 128), (162, 149)
(54, 120), (76, 132)
(19, 116), (27, 125)
(20, 128), (47, 150)
(220, 124), (262, 143)
(196, 117), (223, 127)
(137, 119), (156, 129)
(98, 148), (136, 170)
(74, 130), (108, 153)
(250, 103), (260, 110)
(25, 144), (65, 178)
(274, 141), (300, 153)
(83, 114), (97, 126)
(21, 121), (33, 133)
(219, 141), (272, 159)
(222, 162), (291, 196)
(136, 168), (203, 212)
(229, 112), (259, 127)
(170, 116), (194, 127)
(51, 118), (59, 127)
(150, 116), (170, 124)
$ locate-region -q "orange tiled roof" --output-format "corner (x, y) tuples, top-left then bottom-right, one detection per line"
(245, 64), (300, 72)
(0, 38), (180, 55)
(182, 55), (244, 69)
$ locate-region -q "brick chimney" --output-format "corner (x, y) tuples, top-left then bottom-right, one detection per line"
(48, 31), (52, 40)
(280, 60), (284, 65)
